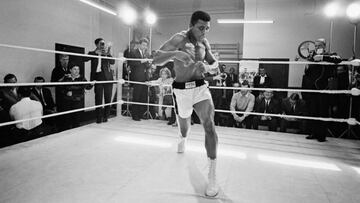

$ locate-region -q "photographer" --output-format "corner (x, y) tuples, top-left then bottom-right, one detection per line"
(84, 38), (115, 123)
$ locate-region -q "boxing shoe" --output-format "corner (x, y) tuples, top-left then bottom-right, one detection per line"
(177, 135), (187, 153)
(205, 158), (219, 198)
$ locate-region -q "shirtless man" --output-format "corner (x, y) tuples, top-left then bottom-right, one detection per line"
(152, 10), (219, 197)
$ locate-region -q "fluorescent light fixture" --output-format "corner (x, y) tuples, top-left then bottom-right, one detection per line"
(119, 4), (138, 25)
(217, 19), (274, 24)
(79, 0), (117, 16)
(324, 2), (341, 18)
(258, 154), (341, 171)
(145, 10), (157, 25)
(115, 136), (172, 148)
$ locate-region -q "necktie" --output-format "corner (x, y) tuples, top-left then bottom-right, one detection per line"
(265, 100), (269, 112)
(39, 89), (47, 106)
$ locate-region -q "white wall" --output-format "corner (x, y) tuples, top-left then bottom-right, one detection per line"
(151, 13), (244, 52)
(0, 0), (129, 107)
(243, 0), (360, 87)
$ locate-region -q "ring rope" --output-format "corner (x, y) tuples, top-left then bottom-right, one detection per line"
(1, 43), (358, 66)
(0, 99), (358, 128)
(0, 100), (123, 128)
(121, 101), (359, 125)
(1, 79), (358, 96)
(124, 80), (359, 95)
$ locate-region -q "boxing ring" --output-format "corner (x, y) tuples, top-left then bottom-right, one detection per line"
(1, 43), (360, 203)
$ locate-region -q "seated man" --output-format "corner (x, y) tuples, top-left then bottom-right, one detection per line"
(253, 90), (280, 131)
(280, 93), (307, 133)
(230, 81), (255, 129)
(9, 86), (43, 143)
(0, 74), (20, 142)
(31, 76), (56, 115)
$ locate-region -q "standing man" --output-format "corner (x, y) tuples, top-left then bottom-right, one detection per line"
(84, 38), (115, 123)
(128, 38), (150, 121)
(152, 10), (219, 197)
(253, 67), (272, 98)
(301, 38), (341, 142)
(51, 54), (70, 113)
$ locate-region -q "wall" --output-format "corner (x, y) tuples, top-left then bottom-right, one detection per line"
(243, 0), (360, 87)
(0, 0), (129, 107)
(150, 12), (244, 53)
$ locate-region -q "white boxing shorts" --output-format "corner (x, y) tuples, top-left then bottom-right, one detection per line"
(172, 79), (212, 118)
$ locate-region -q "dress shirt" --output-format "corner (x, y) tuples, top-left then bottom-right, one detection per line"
(96, 53), (102, 73)
(259, 74), (267, 84)
(10, 97), (43, 130)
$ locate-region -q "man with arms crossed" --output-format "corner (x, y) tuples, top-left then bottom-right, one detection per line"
(152, 10), (219, 197)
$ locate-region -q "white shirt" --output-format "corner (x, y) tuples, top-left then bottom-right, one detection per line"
(96, 54), (102, 73)
(259, 74), (267, 84)
(10, 97), (43, 130)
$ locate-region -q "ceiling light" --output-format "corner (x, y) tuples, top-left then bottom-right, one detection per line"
(145, 10), (157, 25)
(217, 19), (274, 24)
(119, 4), (138, 25)
(346, 2), (360, 23)
(79, 0), (117, 16)
(324, 2), (341, 18)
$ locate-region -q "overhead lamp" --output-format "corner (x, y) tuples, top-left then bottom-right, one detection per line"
(145, 10), (157, 25)
(79, 0), (117, 16)
(346, 2), (360, 23)
(217, 19), (274, 24)
(119, 4), (138, 25)
(324, 2), (341, 18)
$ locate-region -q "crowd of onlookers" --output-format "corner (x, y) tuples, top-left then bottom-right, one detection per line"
(0, 37), (115, 147)
(1, 37), (360, 147)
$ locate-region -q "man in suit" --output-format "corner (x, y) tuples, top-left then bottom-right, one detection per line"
(253, 67), (272, 98)
(280, 93), (307, 133)
(31, 76), (56, 115)
(51, 54), (70, 113)
(84, 38), (115, 123)
(128, 38), (150, 121)
(253, 90), (280, 131)
(301, 38), (342, 142)
(0, 74), (20, 146)
(225, 67), (238, 87)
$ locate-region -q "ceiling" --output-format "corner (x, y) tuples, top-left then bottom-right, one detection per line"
(104, 0), (244, 17)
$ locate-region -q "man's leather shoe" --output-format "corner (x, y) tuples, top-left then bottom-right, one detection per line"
(306, 135), (315, 139)
(132, 117), (141, 121)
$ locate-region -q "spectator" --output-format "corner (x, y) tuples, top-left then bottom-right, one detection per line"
(84, 38), (115, 123)
(123, 41), (137, 80)
(148, 67), (175, 125)
(280, 93), (307, 133)
(0, 74), (20, 146)
(9, 86), (43, 142)
(31, 76), (56, 115)
(230, 81), (255, 129)
(0, 74), (20, 113)
(301, 38), (342, 142)
(253, 90), (280, 131)
(128, 38), (150, 121)
(253, 67), (272, 98)
(225, 67), (238, 87)
(51, 54), (70, 113)
(62, 65), (93, 128)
